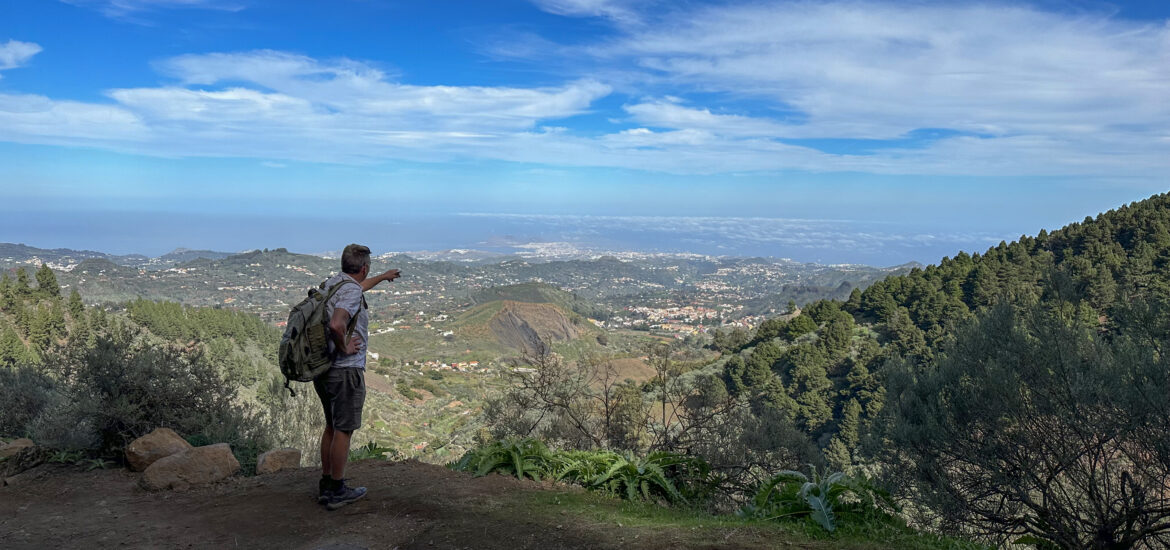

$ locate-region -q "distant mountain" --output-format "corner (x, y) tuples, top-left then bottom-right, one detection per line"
(0, 243), (150, 269)
(0, 243), (237, 270)
(157, 248), (235, 263)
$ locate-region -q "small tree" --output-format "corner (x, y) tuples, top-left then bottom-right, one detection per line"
(35, 264), (60, 298)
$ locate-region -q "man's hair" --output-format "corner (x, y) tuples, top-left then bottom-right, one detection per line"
(341, 244), (371, 274)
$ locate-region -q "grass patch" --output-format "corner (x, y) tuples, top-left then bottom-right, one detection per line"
(511, 489), (987, 550)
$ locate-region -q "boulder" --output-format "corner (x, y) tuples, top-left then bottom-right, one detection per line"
(255, 448), (302, 475)
(0, 438), (35, 459)
(142, 443), (239, 491)
(126, 428), (192, 472)
(4, 464), (49, 487)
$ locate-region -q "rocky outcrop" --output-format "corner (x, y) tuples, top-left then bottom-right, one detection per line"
(0, 438), (34, 459)
(126, 428), (192, 472)
(255, 448), (301, 475)
(489, 301), (581, 351)
(142, 443), (239, 491)
(4, 464), (49, 487)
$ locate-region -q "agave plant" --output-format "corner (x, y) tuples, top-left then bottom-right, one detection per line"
(349, 440), (398, 462)
(739, 465), (893, 533)
(450, 437), (556, 481)
(584, 451), (687, 503)
(547, 449), (617, 485)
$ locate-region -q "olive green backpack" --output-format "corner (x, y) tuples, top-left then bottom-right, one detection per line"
(278, 279), (360, 395)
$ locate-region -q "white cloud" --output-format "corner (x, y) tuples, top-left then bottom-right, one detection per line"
(523, 1), (1169, 176)
(0, 40), (42, 77)
(528, 0), (645, 25)
(1, 1), (1168, 179)
(62, 0), (244, 17)
(0, 50), (615, 164)
(596, 3), (1170, 140)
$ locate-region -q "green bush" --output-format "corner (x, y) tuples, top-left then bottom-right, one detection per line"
(0, 364), (59, 438)
(61, 326), (267, 459)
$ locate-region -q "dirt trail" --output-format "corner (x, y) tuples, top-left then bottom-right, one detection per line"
(0, 460), (789, 550)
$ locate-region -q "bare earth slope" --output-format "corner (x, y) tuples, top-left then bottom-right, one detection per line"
(0, 460), (830, 550)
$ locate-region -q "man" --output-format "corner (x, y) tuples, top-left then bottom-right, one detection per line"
(316, 243), (400, 510)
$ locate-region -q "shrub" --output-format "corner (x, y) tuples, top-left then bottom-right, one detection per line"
(63, 326), (265, 458)
(0, 364), (59, 438)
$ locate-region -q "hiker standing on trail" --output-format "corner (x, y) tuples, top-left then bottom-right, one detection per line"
(316, 243), (400, 510)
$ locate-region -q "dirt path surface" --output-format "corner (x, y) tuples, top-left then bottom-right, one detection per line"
(0, 460), (801, 550)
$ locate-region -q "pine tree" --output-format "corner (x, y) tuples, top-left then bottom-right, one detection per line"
(837, 398), (862, 449)
(15, 267), (32, 298)
(781, 344), (833, 431)
(784, 314), (817, 341)
(48, 299), (67, 341)
(0, 273), (14, 312)
(0, 322), (25, 367)
(721, 355), (748, 396)
(28, 304), (52, 355)
(14, 304), (31, 337)
(35, 264), (60, 298)
(68, 288), (85, 320)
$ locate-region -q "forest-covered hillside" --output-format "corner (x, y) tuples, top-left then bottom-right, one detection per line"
(683, 193), (1170, 548)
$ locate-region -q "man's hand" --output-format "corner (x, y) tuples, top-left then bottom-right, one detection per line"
(380, 269), (401, 282)
(343, 337), (361, 355)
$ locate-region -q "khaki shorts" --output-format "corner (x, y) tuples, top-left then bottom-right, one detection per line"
(313, 367), (366, 432)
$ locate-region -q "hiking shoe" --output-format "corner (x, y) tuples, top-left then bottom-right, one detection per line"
(318, 477), (331, 504)
(324, 481), (367, 511)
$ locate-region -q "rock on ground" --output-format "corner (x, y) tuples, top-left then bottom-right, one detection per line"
(256, 448), (302, 475)
(0, 439), (35, 459)
(126, 428), (193, 472)
(142, 443), (239, 491)
(4, 465), (49, 487)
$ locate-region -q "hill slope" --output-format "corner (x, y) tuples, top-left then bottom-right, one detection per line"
(456, 298), (595, 351)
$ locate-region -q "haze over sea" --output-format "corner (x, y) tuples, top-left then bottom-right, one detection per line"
(1, 1), (1168, 264)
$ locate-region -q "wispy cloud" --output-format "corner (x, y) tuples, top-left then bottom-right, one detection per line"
(62, 0), (245, 18)
(0, 40), (42, 77)
(528, 0), (646, 25)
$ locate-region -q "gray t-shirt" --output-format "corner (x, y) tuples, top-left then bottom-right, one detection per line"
(324, 272), (367, 369)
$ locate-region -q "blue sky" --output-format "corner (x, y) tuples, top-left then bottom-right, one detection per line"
(0, 0), (1167, 264)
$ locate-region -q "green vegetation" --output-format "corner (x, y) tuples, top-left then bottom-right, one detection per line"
(453, 436), (971, 547)
(473, 192), (1170, 549)
(8, 193), (1170, 547)
(451, 437), (708, 505)
(738, 466), (894, 534)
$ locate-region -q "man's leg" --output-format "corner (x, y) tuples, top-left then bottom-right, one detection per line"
(321, 369), (366, 510)
(329, 429), (353, 480)
(320, 426), (335, 476)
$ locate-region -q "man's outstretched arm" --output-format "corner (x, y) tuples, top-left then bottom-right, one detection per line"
(361, 268), (400, 291)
